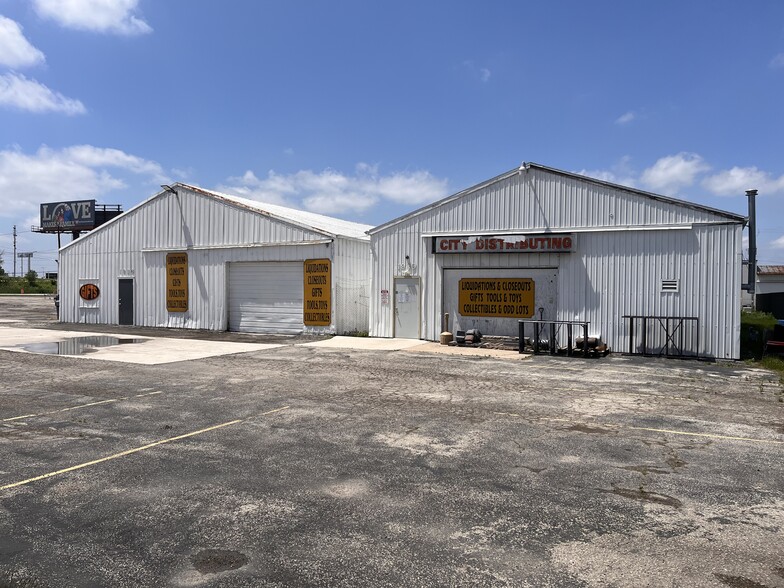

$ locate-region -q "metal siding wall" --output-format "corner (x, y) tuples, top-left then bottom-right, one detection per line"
(333, 237), (372, 334)
(60, 187), (370, 332)
(370, 228), (424, 338)
(557, 225), (740, 359)
(370, 169), (742, 357)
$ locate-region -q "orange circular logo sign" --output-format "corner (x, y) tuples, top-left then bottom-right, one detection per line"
(79, 283), (100, 300)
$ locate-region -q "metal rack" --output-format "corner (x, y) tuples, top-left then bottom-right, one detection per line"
(622, 315), (700, 359)
(518, 319), (590, 356)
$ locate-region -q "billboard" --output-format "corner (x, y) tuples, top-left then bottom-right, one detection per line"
(40, 200), (96, 231)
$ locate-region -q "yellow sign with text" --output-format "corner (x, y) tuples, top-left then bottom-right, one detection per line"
(304, 259), (331, 326)
(166, 252), (188, 312)
(458, 278), (534, 318)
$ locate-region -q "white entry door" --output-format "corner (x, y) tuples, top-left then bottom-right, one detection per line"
(394, 277), (420, 339)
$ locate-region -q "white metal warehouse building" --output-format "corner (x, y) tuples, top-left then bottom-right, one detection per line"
(368, 163), (746, 359)
(59, 183), (372, 335)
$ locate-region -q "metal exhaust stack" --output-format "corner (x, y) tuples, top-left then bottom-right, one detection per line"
(743, 189), (758, 308)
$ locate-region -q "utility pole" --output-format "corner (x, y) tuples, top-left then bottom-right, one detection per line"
(13, 225), (17, 277)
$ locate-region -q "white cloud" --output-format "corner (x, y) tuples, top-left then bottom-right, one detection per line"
(640, 152), (710, 194)
(770, 53), (784, 69)
(64, 145), (165, 179)
(219, 164), (449, 215)
(615, 111), (635, 125)
(171, 167), (192, 179)
(461, 60), (492, 83)
(33, 0), (152, 35)
(0, 73), (86, 114)
(0, 16), (45, 68)
(575, 156), (637, 188)
(770, 235), (784, 249)
(580, 154), (784, 199)
(576, 169), (634, 186)
(702, 166), (784, 196)
(0, 144), (165, 217)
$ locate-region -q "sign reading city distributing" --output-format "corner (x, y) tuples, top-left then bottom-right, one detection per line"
(303, 259), (331, 326)
(458, 278), (535, 318)
(166, 252), (188, 312)
(435, 234), (573, 254)
(40, 200), (96, 231)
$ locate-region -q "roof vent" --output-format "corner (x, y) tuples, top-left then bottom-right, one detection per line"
(661, 279), (679, 293)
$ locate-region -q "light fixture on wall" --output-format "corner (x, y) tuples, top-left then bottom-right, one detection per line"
(397, 254), (416, 277)
(161, 184), (177, 194)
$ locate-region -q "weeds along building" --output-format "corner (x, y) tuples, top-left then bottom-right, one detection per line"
(59, 183), (372, 334)
(368, 163), (746, 359)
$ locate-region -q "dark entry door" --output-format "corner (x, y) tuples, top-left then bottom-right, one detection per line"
(118, 279), (134, 325)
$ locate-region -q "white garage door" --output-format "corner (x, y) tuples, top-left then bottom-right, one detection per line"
(228, 262), (303, 334)
(443, 268), (558, 337)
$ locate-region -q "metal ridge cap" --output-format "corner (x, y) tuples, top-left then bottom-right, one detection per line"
(420, 224), (695, 238)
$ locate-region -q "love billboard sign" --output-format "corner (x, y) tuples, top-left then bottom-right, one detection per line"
(40, 200), (96, 231)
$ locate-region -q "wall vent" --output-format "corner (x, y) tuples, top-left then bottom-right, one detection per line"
(661, 279), (679, 293)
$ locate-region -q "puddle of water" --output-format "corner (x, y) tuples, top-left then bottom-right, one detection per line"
(14, 336), (146, 356)
(192, 549), (248, 574)
(609, 487), (682, 508)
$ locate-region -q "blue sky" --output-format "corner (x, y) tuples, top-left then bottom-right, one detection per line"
(0, 0), (783, 274)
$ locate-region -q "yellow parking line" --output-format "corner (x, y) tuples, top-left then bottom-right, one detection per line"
(2, 391), (163, 423)
(627, 426), (784, 445)
(493, 412), (784, 445)
(0, 406), (289, 492)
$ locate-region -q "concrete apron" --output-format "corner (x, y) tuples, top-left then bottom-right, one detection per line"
(0, 328), (527, 364)
(0, 326), (282, 365)
(299, 336), (530, 359)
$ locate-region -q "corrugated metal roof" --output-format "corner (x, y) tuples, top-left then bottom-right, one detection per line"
(181, 184), (371, 240)
(368, 162), (746, 235)
(60, 183), (372, 253)
(758, 265), (784, 275)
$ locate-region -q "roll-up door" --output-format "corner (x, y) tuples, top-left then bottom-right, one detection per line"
(442, 268), (558, 337)
(228, 262), (303, 334)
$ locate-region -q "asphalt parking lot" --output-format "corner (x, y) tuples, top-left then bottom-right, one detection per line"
(1, 296), (783, 587)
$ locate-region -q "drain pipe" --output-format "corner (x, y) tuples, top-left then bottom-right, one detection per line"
(743, 189), (758, 309)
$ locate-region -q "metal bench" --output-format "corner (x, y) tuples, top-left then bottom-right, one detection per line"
(763, 340), (784, 356)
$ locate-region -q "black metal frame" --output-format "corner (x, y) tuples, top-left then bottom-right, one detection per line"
(622, 315), (700, 359)
(518, 320), (590, 356)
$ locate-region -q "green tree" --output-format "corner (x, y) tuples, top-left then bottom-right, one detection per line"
(25, 270), (38, 286)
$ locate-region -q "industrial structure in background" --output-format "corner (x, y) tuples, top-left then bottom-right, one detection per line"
(368, 163), (746, 359)
(756, 265), (784, 318)
(58, 184), (371, 334)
